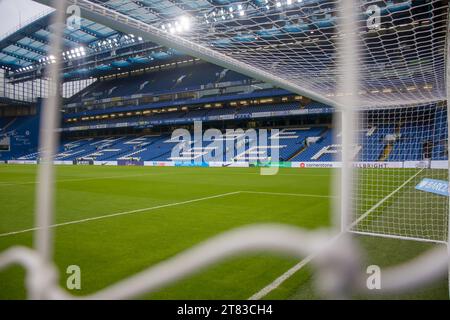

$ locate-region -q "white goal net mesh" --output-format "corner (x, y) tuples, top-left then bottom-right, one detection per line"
(5, 0), (445, 299)
(34, 0), (448, 243)
(85, 0), (449, 108)
(351, 103), (448, 243)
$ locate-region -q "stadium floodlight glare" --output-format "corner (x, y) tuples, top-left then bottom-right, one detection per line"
(175, 22), (182, 33)
(179, 16), (191, 31)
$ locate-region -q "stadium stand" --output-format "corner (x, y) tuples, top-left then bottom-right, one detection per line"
(0, 23), (447, 165)
(10, 117), (447, 163)
(70, 64), (251, 102)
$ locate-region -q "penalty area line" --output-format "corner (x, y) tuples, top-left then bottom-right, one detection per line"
(0, 190), (330, 238)
(0, 191), (242, 238)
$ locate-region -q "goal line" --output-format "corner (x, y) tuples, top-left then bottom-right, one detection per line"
(250, 167), (434, 300)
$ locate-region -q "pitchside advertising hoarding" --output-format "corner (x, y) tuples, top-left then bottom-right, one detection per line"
(73, 159), (94, 165)
(118, 159), (145, 166)
(5, 160), (449, 169)
(249, 162), (293, 168)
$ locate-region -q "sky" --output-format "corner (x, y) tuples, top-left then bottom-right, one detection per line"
(0, 0), (49, 39)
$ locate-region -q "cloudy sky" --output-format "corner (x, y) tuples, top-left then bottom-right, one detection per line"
(0, 0), (49, 39)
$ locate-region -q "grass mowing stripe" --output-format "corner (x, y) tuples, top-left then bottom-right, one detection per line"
(249, 169), (424, 300)
(0, 190), (332, 238)
(0, 191), (242, 237)
(249, 254), (315, 300)
(0, 170), (326, 187)
(241, 191), (334, 198)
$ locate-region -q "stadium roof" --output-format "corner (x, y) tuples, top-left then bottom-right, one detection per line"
(1, 0), (333, 76)
(0, 9), (117, 69)
(1, 0), (448, 107)
(0, 5), (188, 80)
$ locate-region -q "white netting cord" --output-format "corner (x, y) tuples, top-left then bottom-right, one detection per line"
(0, 226), (447, 299)
(352, 103), (448, 243)
(9, 0), (449, 299)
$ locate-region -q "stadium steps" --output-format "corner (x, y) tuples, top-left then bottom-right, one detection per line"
(149, 149), (172, 161)
(94, 139), (137, 161)
(101, 136), (163, 161)
(137, 135), (173, 161)
(287, 127), (329, 161)
(66, 80), (99, 103)
(287, 142), (307, 161)
(379, 143), (393, 161)
(1, 117), (17, 133)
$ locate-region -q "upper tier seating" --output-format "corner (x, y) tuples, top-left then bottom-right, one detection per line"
(74, 63), (252, 101)
(0, 117), (18, 135)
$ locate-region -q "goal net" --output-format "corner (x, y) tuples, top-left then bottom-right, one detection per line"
(12, 0), (448, 298)
(55, 0), (448, 108)
(34, 0), (449, 243)
(351, 102), (448, 243)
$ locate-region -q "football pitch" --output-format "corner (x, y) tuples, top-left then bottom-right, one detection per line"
(0, 164), (447, 299)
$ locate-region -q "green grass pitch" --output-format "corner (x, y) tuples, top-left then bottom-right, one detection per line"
(0, 164), (447, 299)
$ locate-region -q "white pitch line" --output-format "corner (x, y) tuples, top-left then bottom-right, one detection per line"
(348, 168), (424, 229)
(249, 168), (425, 300)
(249, 253), (316, 300)
(0, 172), (174, 187)
(0, 191), (241, 238)
(191, 171), (331, 177)
(0, 190), (331, 238)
